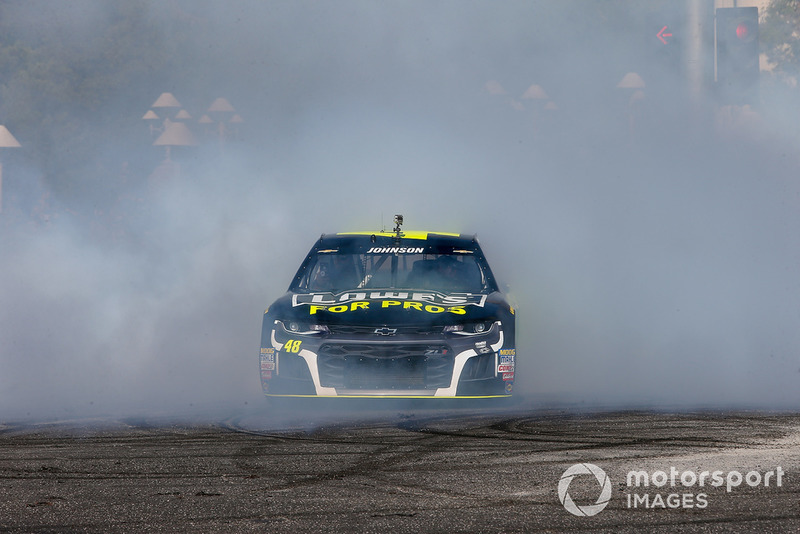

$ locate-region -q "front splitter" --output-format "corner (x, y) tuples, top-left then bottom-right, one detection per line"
(264, 393), (512, 399)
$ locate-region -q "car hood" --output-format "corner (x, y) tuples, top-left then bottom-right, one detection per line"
(268, 289), (506, 326)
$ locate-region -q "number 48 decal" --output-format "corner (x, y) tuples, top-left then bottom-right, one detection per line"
(284, 340), (302, 353)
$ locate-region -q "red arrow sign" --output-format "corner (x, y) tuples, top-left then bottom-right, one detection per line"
(657, 25), (673, 45)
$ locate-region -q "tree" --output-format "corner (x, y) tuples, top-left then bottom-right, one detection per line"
(0, 1), (191, 208)
(760, 0), (800, 80)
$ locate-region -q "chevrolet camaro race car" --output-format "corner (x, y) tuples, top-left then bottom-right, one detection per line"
(259, 217), (516, 398)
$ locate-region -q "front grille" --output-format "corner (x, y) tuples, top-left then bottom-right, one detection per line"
(325, 324), (444, 336)
(318, 343), (454, 390)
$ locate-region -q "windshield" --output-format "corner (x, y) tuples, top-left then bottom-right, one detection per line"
(297, 252), (487, 293)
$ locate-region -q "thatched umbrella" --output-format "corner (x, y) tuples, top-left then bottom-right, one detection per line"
(207, 97), (235, 114)
(153, 121), (197, 161)
(151, 92), (182, 110)
(142, 109), (160, 138)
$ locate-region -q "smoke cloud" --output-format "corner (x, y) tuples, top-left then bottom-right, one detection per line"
(1, 1), (799, 421)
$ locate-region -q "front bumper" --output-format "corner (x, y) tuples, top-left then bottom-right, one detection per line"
(260, 320), (513, 398)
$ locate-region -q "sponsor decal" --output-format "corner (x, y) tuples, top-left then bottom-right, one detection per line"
(475, 341), (492, 354)
(366, 247), (425, 254)
(498, 349), (515, 375)
(260, 349), (276, 376)
(307, 300), (467, 315)
(293, 291), (487, 308)
(502, 372), (515, 381)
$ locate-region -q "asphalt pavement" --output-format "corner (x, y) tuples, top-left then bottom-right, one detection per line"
(0, 404), (798, 533)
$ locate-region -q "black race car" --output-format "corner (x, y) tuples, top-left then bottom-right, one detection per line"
(259, 217), (516, 398)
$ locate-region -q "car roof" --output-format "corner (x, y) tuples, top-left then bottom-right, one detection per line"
(335, 231), (464, 239)
(314, 231), (480, 250)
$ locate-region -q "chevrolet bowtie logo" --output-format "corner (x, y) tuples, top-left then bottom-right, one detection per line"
(374, 327), (397, 336)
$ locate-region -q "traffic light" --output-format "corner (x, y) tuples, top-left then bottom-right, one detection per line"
(716, 7), (759, 104)
(644, 5), (684, 75)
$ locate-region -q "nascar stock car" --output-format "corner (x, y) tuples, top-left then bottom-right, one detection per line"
(259, 216), (516, 399)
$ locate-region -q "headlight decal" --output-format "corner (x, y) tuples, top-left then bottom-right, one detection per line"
(434, 348), (476, 397)
(278, 320), (329, 335)
(435, 328), (504, 397)
(271, 325), (336, 396)
(445, 320), (500, 336)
